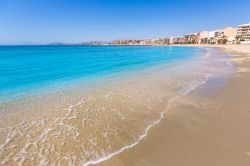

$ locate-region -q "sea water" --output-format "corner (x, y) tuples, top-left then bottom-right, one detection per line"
(0, 46), (233, 165)
(0, 45), (200, 103)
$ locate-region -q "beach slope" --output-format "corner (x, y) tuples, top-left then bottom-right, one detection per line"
(98, 45), (250, 166)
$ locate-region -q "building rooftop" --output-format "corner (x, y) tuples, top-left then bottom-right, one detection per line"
(238, 22), (250, 27)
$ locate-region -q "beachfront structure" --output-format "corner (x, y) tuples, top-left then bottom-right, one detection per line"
(159, 37), (173, 45)
(111, 40), (125, 45)
(198, 31), (209, 44)
(236, 22), (250, 44)
(206, 30), (225, 44)
(200, 28), (237, 45)
(207, 31), (216, 44)
(109, 22), (249, 46)
(144, 39), (159, 45)
(184, 33), (199, 44)
(111, 39), (145, 45)
(153, 38), (163, 45)
(142, 38), (172, 45)
(173, 37), (185, 44)
(214, 29), (227, 44)
(169, 37), (174, 44)
(222, 27), (237, 44)
(144, 39), (153, 45)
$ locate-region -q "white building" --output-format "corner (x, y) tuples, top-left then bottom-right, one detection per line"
(208, 31), (217, 44)
(236, 22), (250, 44)
(222, 27), (237, 44)
(169, 37), (174, 44)
(199, 31), (209, 44)
(208, 31), (215, 38)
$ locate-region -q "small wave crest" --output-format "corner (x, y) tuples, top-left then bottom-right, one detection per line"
(82, 74), (211, 166)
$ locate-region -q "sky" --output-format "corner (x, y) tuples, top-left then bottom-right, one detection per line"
(0, 0), (249, 45)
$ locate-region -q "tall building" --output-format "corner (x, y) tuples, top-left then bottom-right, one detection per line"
(169, 37), (174, 44)
(208, 31), (216, 44)
(159, 37), (172, 45)
(236, 22), (250, 44)
(214, 29), (226, 44)
(205, 28), (237, 45)
(222, 27), (237, 44)
(184, 33), (199, 44)
(199, 31), (209, 44)
(173, 37), (185, 44)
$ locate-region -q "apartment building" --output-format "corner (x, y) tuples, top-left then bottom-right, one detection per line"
(159, 37), (172, 45)
(173, 37), (185, 44)
(207, 31), (216, 44)
(169, 37), (174, 44)
(108, 22), (250, 46)
(223, 27), (237, 44)
(184, 33), (199, 44)
(236, 22), (250, 44)
(198, 31), (209, 44)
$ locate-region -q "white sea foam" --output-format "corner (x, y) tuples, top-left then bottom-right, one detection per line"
(82, 74), (211, 166)
(65, 97), (95, 115)
(56, 117), (81, 140)
(0, 130), (19, 154)
(178, 74), (210, 96)
(0, 48), (232, 165)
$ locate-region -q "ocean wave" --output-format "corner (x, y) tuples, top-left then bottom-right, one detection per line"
(82, 74), (211, 166)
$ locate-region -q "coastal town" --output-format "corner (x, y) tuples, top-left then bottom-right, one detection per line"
(109, 22), (250, 45)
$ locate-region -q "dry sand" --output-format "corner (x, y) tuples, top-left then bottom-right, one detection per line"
(97, 44), (250, 166)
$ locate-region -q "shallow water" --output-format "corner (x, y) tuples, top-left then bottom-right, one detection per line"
(0, 46), (233, 165)
(0, 45), (200, 103)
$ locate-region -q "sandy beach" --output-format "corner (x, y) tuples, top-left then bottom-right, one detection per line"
(97, 45), (250, 166)
(0, 45), (250, 165)
(2, 46), (228, 165)
(1, 0), (250, 165)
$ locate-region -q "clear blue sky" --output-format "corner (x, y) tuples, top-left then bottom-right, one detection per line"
(0, 0), (249, 44)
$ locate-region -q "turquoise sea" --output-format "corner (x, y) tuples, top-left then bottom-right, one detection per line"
(0, 45), (203, 103)
(0, 46), (234, 165)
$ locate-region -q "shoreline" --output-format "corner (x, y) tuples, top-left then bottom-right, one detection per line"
(96, 45), (250, 165)
(175, 44), (250, 54)
(0, 45), (249, 165)
(0, 46), (217, 165)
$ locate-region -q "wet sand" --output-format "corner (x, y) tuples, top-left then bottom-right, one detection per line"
(2, 47), (226, 165)
(97, 45), (250, 166)
(0, 45), (249, 165)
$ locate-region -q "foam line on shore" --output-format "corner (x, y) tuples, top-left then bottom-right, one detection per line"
(82, 74), (210, 166)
